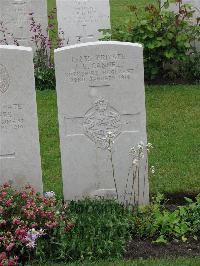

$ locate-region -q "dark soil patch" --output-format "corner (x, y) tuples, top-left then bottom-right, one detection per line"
(163, 192), (198, 211)
(164, 192), (198, 205)
(150, 191), (198, 205)
(125, 192), (200, 259)
(125, 238), (200, 259)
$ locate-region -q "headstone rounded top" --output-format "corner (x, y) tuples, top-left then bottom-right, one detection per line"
(55, 41), (143, 53)
(0, 45), (32, 52)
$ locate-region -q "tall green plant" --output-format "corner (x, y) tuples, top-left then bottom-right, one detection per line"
(104, 0), (199, 82)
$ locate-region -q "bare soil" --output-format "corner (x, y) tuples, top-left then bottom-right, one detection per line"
(125, 238), (200, 259)
(125, 192), (200, 259)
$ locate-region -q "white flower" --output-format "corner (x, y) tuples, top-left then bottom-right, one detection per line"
(25, 228), (45, 249)
(44, 191), (56, 198)
(107, 131), (115, 140)
(132, 159), (139, 166)
(147, 142), (153, 149)
(26, 241), (36, 249)
(150, 165), (155, 174)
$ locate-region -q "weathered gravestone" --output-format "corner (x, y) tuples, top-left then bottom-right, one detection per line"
(55, 41), (149, 205)
(56, 0), (110, 46)
(0, 45), (43, 192)
(0, 0), (48, 48)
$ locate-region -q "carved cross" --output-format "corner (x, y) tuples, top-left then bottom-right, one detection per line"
(64, 98), (140, 150)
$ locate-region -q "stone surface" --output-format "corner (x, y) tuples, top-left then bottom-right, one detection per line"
(0, 45), (43, 192)
(55, 41), (149, 205)
(0, 0), (48, 48)
(56, 0), (110, 46)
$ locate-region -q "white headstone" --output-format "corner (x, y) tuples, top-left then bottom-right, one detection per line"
(55, 41), (149, 205)
(56, 0), (111, 46)
(0, 45), (43, 192)
(0, 0), (48, 48)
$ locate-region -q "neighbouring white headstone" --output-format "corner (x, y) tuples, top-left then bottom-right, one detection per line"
(0, 45), (43, 192)
(55, 41), (149, 205)
(0, 0), (48, 48)
(56, 0), (111, 46)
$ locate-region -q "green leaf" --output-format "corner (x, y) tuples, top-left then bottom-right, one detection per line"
(153, 235), (168, 244)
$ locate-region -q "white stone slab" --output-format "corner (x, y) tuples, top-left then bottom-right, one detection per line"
(0, 45), (43, 192)
(0, 0), (48, 48)
(55, 41), (149, 205)
(56, 0), (111, 46)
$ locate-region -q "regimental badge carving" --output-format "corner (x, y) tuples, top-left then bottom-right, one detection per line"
(0, 64), (10, 94)
(83, 99), (122, 149)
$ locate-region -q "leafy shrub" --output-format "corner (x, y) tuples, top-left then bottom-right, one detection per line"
(62, 199), (134, 262)
(104, 0), (200, 82)
(132, 193), (200, 244)
(29, 12), (57, 91)
(179, 196), (200, 235)
(132, 194), (191, 243)
(180, 52), (200, 83)
(0, 183), (73, 265)
(34, 58), (56, 91)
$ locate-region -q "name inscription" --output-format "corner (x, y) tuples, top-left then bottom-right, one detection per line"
(74, 1), (97, 24)
(64, 0), (102, 24)
(14, 2), (29, 38)
(66, 52), (139, 84)
(0, 104), (24, 131)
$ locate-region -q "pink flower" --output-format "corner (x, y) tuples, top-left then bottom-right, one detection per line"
(0, 207), (4, 214)
(1, 191), (7, 197)
(12, 218), (21, 225)
(0, 220), (6, 227)
(0, 252), (7, 260)
(6, 242), (15, 252)
(15, 228), (27, 240)
(20, 191), (27, 199)
(5, 199), (12, 206)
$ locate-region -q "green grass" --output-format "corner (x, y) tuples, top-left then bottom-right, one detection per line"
(146, 85), (200, 195)
(37, 91), (62, 196)
(33, 257), (200, 266)
(110, 0), (157, 26)
(37, 85), (200, 196)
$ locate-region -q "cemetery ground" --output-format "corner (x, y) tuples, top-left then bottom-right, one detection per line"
(33, 257), (200, 266)
(1, 1), (199, 265)
(30, 1), (200, 265)
(35, 84), (200, 266)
